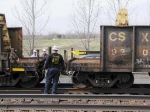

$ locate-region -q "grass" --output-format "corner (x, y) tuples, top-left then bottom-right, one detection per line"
(23, 38), (100, 58)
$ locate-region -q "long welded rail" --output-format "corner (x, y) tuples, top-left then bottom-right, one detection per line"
(1, 94), (150, 111)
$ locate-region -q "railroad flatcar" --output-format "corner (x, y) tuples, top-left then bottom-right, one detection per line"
(0, 14), (45, 88)
(66, 25), (150, 89)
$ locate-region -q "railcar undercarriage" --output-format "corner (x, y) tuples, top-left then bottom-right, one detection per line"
(0, 57), (45, 88)
(71, 71), (134, 89)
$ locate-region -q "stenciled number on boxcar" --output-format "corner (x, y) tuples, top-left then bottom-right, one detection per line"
(143, 49), (148, 56)
(112, 49), (125, 55)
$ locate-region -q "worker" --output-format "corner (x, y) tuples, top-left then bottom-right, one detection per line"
(31, 50), (37, 57)
(43, 46), (66, 94)
(41, 49), (48, 57)
(41, 49), (49, 78)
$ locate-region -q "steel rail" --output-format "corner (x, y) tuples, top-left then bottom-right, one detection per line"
(1, 105), (150, 111)
(1, 84), (150, 94)
(1, 94), (150, 111)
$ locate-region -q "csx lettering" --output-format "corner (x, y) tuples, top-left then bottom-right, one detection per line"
(142, 33), (149, 42)
(109, 32), (126, 41)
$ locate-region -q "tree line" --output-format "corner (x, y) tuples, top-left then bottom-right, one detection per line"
(23, 33), (99, 40)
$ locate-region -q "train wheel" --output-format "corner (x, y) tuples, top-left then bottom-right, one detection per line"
(115, 73), (134, 89)
(71, 71), (90, 88)
(19, 71), (39, 88)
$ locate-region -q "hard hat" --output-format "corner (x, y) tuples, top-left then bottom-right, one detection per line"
(52, 46), (59, 51)
(33, 50), (37, 53)
(43, 49), (46, 51)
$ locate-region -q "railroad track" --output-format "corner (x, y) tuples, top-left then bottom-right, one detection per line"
(1, 83), (150, 94)
(1, 94), (150, 111)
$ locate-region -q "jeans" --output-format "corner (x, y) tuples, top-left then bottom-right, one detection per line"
(44, 68), (60, 94)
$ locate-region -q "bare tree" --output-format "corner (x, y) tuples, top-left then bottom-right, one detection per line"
(70, 0), (102, 51)
(13, 0), (51, 55)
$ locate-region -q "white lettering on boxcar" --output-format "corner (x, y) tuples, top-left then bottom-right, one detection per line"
(111, 48), (127, 55)
(142, 33), (149, 42)
(112, 49), (117, 55)
(143, 49), (148, 56)
(109, 32), (117, 41)
(109, 32), (126, 41)
(120, 49), (125, 53)
(118, 32), (126, 41)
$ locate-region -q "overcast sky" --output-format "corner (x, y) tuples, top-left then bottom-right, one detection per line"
(0, 0), (149, 34)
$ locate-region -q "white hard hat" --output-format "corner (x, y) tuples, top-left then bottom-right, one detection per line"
(52, 46), (58, 51)
(33, 50), (37, 53)
(43, 49), (46, 51)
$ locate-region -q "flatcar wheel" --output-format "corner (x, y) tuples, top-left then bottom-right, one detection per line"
(71, 72), (90, 88)
(19, 72), (39, 88)
(115, 73), (134, 89)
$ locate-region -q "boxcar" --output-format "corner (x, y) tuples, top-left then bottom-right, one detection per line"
(67, 26), (150, 89)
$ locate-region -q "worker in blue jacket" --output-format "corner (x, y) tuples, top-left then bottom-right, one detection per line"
(43, 46), (66, 94)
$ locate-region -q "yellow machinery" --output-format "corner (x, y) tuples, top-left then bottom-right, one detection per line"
(115, 8), (129, 26)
